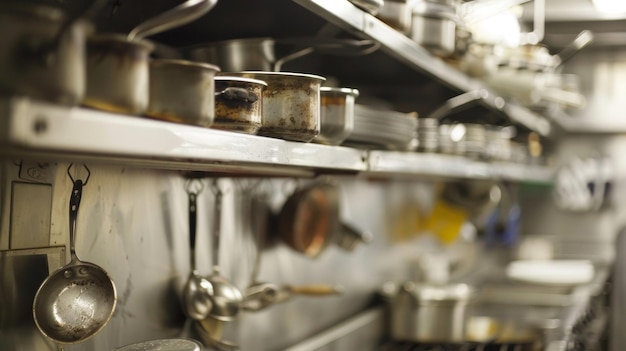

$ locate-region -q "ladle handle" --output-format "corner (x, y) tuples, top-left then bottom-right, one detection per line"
(69, 180), (83, 262)
(189, 192), (198, 270)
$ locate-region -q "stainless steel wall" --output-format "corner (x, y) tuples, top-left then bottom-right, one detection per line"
(520, 46), (626, 262)
(0, 160), (437, 351)
(514, 46), (626, 351)
(562, 47), (626, 124)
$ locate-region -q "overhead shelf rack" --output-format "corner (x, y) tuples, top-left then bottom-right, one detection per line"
(292, 0), (554, 137)
(0, 97), (554, 183)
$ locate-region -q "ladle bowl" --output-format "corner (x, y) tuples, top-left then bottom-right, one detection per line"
(183, 271), (214, 320)
(207, 270), (243, 321)
(206, 180), (243, 322)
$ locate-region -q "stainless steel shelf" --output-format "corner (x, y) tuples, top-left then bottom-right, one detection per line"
(293, 0), (553, 137)
(367, 151), (555, 183)
(0, 97), (367, 177)
(0, 97), (554, 182)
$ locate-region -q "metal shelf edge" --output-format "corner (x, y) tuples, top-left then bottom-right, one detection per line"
(0, 98), (554, 182)
(0, 97), (368, 174)
(367, 151), (555, 183)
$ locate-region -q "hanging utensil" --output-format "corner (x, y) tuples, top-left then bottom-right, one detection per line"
(278, 181), (372, 258)
(277, 182), (340, 258)
(207, 180), (243, 322)
(243, 282), (343, 312)
(243, 192), (343, 312)
(127, 0), (218, 41)
(182, 179), (214, 321)
(32, 164), (116, 344)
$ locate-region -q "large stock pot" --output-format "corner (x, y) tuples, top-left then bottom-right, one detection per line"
(382, 281), (476, 342)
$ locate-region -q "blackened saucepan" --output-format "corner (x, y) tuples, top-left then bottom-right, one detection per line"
(212, 76), (267, 134)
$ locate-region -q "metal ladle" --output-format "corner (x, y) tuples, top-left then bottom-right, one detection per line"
(207, 180), (243, 322)
(182, 179), (214, 321)
(127, 0), (218, 41)
(32, 164), (117, 344)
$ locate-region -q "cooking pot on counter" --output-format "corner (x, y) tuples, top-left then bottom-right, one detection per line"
(0, 3), (90, 106)
(226, 71), (325, 142)
(381, 281), (476, 343)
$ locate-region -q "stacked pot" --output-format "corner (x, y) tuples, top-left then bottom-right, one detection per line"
(0, 3), (363, 145)
(411, 0), (459, 57)
(0, 3), (90, 106)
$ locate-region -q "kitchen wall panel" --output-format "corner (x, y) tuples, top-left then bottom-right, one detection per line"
(0, 160), (437, 351)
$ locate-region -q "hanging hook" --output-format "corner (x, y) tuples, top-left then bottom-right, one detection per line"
(210, 178), (222, 197)
(184, 178), (205, 195)
(67, 163), (91, 185)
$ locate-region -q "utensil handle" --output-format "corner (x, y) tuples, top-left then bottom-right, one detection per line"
(68, 180), (83, 262)
(426, 90), (487, 121)
(215, 87), (258, 102)
(288, 285), (343, 295)
(127, 0), (217, 40)
(337, 222), (373, 251)
(556, 30), (593, 67)
(189, 192), (197, 269)
(212, 181), (223, 271)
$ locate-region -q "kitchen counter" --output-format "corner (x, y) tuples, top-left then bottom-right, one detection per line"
(474, 263), (611, 350)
